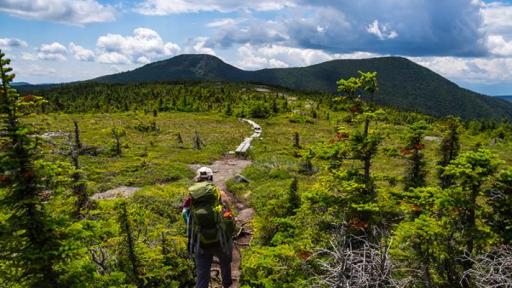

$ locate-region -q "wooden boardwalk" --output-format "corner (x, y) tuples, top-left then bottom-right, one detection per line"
(235, 119), (261, 155)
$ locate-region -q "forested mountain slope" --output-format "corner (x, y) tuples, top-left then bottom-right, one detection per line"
(90, 54), (512, 120)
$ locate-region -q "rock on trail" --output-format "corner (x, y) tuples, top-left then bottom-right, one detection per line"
(90, 186), (141, 200)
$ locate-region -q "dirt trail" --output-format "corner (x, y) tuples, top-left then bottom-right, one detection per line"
(90, 118), (259, 287)
(189, 119), (259, 288)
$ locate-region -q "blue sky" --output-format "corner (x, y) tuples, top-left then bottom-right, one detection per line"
(1, 0), (512, 95)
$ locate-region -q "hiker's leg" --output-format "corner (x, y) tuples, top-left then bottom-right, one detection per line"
(195, 250), (213, 288)
(217, 247), (233, 288)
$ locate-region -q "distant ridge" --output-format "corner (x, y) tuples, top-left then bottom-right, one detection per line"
(497, 95), (512, 102)
(24, 54), (512, 120)
(12, 82), (31, 87)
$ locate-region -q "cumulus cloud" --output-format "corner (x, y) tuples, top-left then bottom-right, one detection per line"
(24, 64), (57, 76)
(21, 52), (38, 61)
(183, 37), (216, 55)
(208, 0), (486, 57)
(207, 18), (236, 28)
(97, 52), (131, 65)
(487, 35), (512, 57)
(207, 17), (289, 48)
(481, 2), (512, 58)
(0, 38), (28, 49)
(37, 42), (67, 61)
(367, 20), (398, 40)
(69, 42), (95, 61)
(236, 43), (379, 70)
(0, 0), (116, 25)
(410, 56), (512, 84)
(482, 1), (512, 37)
(135, 0), (293, 15)
(96, 28), (181, 64)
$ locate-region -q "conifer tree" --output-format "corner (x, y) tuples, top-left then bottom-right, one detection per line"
(272, 96), (279, 114)
(71, 120), (87, 217)
(438, 117), (461, 188)
(403, 121), (428, 191)
(287, 177), (300, 215)
(111, 127), (126, 156)
(225, 102), (233, 116)
(0, 50), (61, 286)
(293, 131), (301, 149)
(443, 149), (501, 287)
(193, 130), (204, 150)
(117, 201), (143, 287)
(486, 168), (512, 245)
(337, 72), (382, 193)
(176, 132), (184, 148)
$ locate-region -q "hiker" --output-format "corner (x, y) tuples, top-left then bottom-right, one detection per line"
(183, 167), (235, 288)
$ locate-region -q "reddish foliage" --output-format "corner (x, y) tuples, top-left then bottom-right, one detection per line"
(414, 143), (425, 150)
(349, 218), (369, 230)
(400, 148), (413, 156)
(297, 251), (312, 260)
(23, 171), (34, 178)
(350, 105), (361, 113)
(410, 204), (422, 212)
(336, 132), (349, 141)
(20, 95), (37, 102)
(0, 174), (10, 184)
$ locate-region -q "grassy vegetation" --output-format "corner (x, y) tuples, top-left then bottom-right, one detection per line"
(4, 71), (512, 286)
(27, 112), (248, 192)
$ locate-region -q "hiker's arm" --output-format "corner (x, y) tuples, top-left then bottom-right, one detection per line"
(182, 196), (191, 224)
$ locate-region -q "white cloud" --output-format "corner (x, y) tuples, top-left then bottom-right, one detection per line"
(21, 52), (37, 61)
(487, 35), (512, 57)
(410, 56), (512, 84)
(236, 43), (378, 70)
(136, 56), (151, 64)
(481, 2), (512, 58)
(26, 64), (57, 76)
(366, 20), (398, 40)
(97, 52), (131, 65)
(0, 38), (28, 50)
(0, 0), (116, 25)
(96, 27), (181, 64)
(37, 42), (67, 61)
(207, 18), (236, 28)
(69, 42), (95, 61)
(482, 2), (512, 36)
(135, 0), (293, 15)
(184, 37), (216, 55)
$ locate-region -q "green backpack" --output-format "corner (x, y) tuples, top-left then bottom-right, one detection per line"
(188, 182), (233, 254)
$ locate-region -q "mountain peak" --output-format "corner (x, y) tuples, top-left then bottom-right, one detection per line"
(149, 54), (225, 67)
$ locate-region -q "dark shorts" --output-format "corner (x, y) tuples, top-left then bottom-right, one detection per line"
(195, 244), (233, 288)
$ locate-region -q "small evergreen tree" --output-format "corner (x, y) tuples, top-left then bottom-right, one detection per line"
(71, 120), (87, 217)
(0, 50), (62, 287)
(192, 130), (204, 150)
(117, 201), (143, 287)
(443, 149), (501, 287)
(298, 148), (315, 175)
(293, 131), (301, 149)
(272, 96), (279, 114)
(287, 177), (300, 215)
(438, 117), (461, 188)
(111, 127), (126, 156)
(176, 132), (184, 148)
(225, 102), (233, 116)
(486, 168), (512, 245)
(403, 121), (428, 191)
